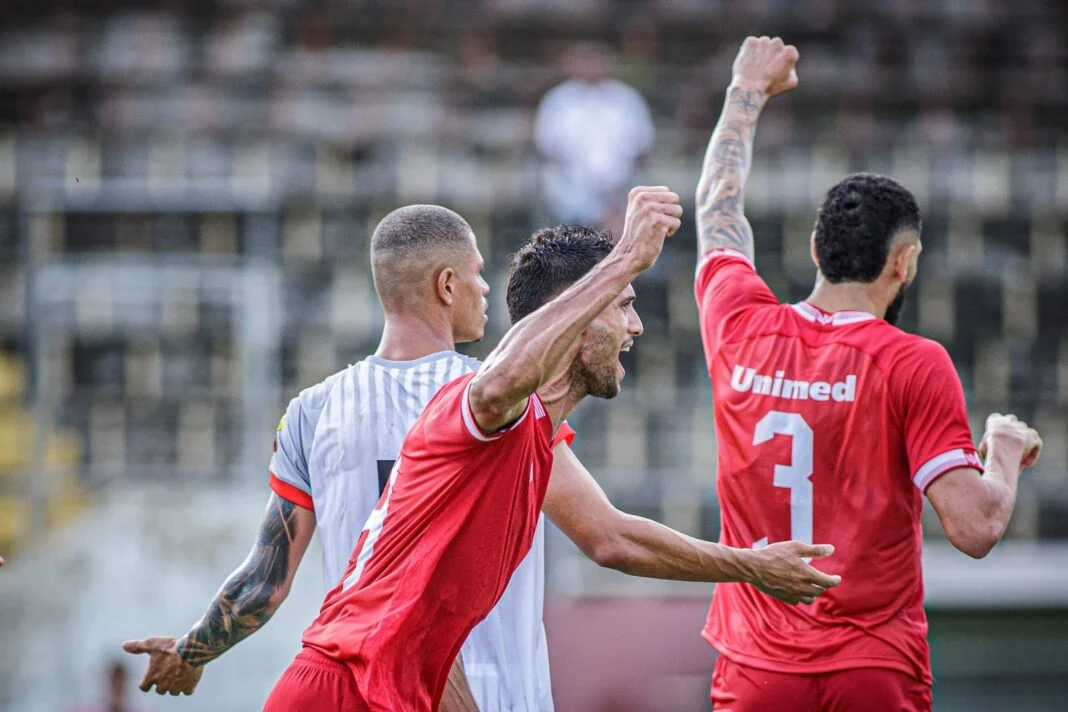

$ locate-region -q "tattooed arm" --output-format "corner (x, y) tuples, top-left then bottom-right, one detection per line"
(123, 494), (316, 695)
(180, 494), (315, 662)
(696, 37), (799, 264)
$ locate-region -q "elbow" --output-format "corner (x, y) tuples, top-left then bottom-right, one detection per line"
(261, 583), (292, 616)
(954, 539), (997, 560)
(946, 521), (1003, 560)
(472, 373), (520, 410)
(590, 542), (628, 571)
(956, 540), (995, 563)
(470, 366), (535, 427)
(585, 535), (630, 571)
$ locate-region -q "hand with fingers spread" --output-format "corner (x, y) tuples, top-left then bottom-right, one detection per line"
(122, 636), (203, 696)
(745, 542), (841, 606)
(979, 413), (1042, 470)
(616, 185), (683, 274)
(731, 35), (799, 98)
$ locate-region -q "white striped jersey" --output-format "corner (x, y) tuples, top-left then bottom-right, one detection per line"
(268, 350), (555, 712)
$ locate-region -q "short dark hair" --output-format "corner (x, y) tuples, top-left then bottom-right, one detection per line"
(813, 173), (921, 283)
(370, 205), (473, 307)
(370, 204), (472, 256)
(506, 224), (615, 324)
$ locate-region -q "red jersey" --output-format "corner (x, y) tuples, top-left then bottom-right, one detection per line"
(302, 372), (556, 712)
(695, 250), (982, 684)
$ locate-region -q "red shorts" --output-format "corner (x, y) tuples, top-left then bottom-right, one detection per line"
(263, 648), (369, 712)
(710, 656), (932, 712)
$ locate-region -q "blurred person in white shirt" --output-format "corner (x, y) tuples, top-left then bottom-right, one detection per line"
(534, 43), (655, 232)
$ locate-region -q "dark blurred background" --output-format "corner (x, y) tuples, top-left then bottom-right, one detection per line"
(0, 1), (1066, 710)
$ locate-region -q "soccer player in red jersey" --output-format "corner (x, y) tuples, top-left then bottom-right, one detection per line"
(693, 37), (1044, 711)
(263, 186), (690, 712)
(123, 205), (834, 711)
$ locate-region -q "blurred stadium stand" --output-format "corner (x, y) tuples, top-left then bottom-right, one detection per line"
(0, 0), (1066, 710)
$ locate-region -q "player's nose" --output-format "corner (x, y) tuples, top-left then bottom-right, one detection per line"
(629, 309), (644, 337)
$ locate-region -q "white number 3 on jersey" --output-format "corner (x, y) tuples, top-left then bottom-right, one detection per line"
(752, 411), (814, 548)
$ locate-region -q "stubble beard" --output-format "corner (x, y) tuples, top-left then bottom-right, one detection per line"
(884, 282), (908, 326)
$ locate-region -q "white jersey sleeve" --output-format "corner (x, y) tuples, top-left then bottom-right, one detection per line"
(268, 372), (343, 511)
(268, 396), (315, 510)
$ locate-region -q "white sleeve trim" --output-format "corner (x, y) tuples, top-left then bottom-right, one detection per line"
(913, 448), (981, 492)
(461, 379), (532, 443)
(696, 247), (755, 277)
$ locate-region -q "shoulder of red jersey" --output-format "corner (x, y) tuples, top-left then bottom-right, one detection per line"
(459, 376), (540, 442)
(807, 314), (946, 373)
(695, 248), (782, 354)
(874, 328), (954, 369)
(695, 247), (756, 282)
(430, 373), (553, 446)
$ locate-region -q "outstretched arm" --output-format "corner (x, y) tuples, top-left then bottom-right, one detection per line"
(544, 442), (839, 605)
(123, 494), (316, 694)
(469, 187), (682, 432)
(179, 494), (316, 662)
(695, 36), (799, 264)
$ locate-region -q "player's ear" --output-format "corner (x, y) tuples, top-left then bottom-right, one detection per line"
(436, 267), (456, 306)
(906, 241), (921, 282)
(887, 243), (915, 284)
(809, 231), (819, 269)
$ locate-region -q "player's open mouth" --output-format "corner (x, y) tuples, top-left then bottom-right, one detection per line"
(617, 341), (632, 379)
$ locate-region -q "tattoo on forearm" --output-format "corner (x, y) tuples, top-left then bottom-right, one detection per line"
(177, 495), (300, 666)
(696, 86), (767, 262)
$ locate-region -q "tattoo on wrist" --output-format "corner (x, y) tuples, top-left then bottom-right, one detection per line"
(730, 86), (766, 116)
(178, 496), (299, 665)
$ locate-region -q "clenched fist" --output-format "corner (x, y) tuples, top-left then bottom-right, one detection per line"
(731, 36), (799, 97)
(979, 413), (1042, 469)
(617, 185), (682, 274)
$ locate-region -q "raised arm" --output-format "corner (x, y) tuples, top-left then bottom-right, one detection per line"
(123, 494), (316, 695)
(544, 442), (839, 605)
(695, 36), (799, 263)
(469, 187), (682, 432)
(927, 414), (1042, 559)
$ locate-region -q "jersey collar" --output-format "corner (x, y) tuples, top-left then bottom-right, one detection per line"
(365, 350), (459, 369)
(791, 301), (877, 327)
